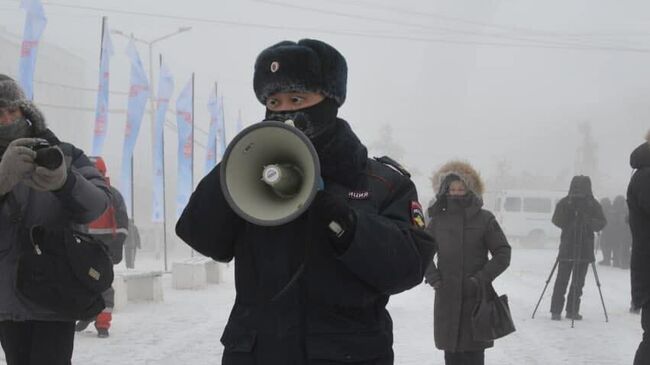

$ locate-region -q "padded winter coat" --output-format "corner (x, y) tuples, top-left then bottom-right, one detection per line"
(424, 195), (511, 352)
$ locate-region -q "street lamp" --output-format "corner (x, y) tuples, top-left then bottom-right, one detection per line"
(111, 26), (192, 271)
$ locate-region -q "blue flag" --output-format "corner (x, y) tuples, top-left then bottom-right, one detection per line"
(120, 40), (150, 217)
(205, 87), (219, 175)
(92, 22), (114, 156)
(151, 63), (174, 223)
(176, 77), (193, 218)
(218, 95), (227, 160)
(18, 0), (47, 100)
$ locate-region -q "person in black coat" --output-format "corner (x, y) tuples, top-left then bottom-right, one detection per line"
(550, 175), (607, 320)
(629, 132), (650, 365)
(175, 39), (435, 365)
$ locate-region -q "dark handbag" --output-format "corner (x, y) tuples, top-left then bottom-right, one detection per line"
(471, 281), (516, 341)
(9, 194), (114, 319)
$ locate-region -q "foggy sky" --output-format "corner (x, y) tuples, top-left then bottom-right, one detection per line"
(0, 0), (648, 209)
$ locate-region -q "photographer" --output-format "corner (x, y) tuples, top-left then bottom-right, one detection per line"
(0, 75), (110, 365)
(550, 175), (606, 321)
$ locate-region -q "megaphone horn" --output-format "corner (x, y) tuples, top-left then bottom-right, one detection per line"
(220, 121), (321, 226)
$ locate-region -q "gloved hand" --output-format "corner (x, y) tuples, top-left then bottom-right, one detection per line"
(310, 190), (357, 254)
(0, 138), (37, 195)
(23, 146), (67, 191)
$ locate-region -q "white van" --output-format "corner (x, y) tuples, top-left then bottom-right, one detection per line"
(487, 190), (566, 247)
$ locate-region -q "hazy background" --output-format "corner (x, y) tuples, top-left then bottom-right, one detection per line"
(0, 0), (648, 245)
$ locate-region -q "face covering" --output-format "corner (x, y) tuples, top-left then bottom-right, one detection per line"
(0, 117), (31, 151)
(265, 98), (339, 148)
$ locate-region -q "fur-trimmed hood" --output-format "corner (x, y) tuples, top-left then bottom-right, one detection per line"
(431, 160), (484, 197)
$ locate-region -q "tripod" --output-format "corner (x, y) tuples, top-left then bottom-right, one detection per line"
(532, 209), (608, 327)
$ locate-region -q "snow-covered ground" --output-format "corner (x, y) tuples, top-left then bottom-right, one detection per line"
(0, 248), (641, 364)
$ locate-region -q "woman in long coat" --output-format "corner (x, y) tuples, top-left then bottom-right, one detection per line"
(424, 161), (511, 365)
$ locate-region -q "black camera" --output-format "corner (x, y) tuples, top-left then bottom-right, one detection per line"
(29, 139), (63, 170)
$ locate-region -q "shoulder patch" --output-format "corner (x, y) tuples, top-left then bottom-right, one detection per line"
(374, 156), (411, 178)
(410, 201), (425, 228)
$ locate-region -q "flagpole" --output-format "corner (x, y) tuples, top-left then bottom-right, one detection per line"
(190, 72), (195, 258)
(191, 72), (195, 191)
(214, 81), (218, 164)
(99, 17), (106, 66)
(130, 34), (136, 223)
(160, 54), (169, 272)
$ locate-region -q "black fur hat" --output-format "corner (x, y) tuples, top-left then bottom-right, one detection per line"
(253, 39), (347, 106)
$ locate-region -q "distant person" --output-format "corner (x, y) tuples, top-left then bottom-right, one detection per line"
(611, 195), (632, 269)
(598, 197), (614, 266)
(424, 161), (511, 365)
(124, 219), (141, 269)
(628, 131), (650, 365)
(550, 176), (606, 320)
(75, 156), (128, 338)
(0, 74), (110, 365)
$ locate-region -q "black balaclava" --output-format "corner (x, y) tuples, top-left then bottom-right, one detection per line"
(265, 97), (339, 151)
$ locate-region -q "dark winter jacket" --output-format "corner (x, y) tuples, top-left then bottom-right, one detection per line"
(552, 176), (607, 263)
(176, 119), (435, 364)
(85, 185), (128, 264)
(0, 129), (110, 321)
(424, 161), (511, 352)
(628, 139), (650, 307)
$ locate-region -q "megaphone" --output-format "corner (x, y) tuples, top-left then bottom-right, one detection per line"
(220, 121), (321, 226)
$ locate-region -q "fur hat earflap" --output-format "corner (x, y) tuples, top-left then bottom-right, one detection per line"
(254, 39), (347, 106)
(431, 160), (484, 197)
(17, 100), (47, 133)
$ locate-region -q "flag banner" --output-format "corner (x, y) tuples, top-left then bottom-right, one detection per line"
(91, 20), (114, 156)
(205, 87), (219, 175)
(176, 77), (193, 218)
(18, 0), (47, 100)
(120, 40), (150, 217)
(217, 95), (226, 161)
(151, 63), (174, 223)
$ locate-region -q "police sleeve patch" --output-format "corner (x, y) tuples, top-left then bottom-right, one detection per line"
(410, 201), (425, 228)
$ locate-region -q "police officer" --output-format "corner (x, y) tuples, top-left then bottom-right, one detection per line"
(176, 39), (435, 364)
